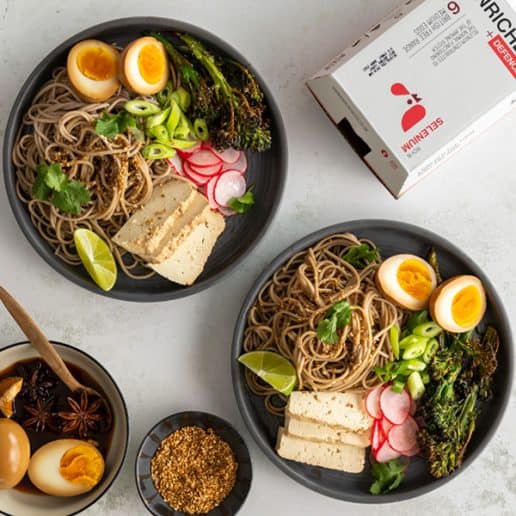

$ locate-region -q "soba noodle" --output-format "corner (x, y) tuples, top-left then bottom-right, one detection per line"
(13, 67), (175, 279)
(242, 233), (405, 416)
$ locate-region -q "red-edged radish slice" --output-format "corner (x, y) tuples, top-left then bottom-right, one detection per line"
(206, 176), (221, 210)
(222, 152), (247, 173)
(375, 440), (401, 463)
(380, 387), (411, 425)
(214, 171), (246, 207)
(188, 160), (223, 177)
(403, 445), (419, 457)
(388, 416), (419, 453)
(211, 146), (240, 164)
(218, 206), (237, 217)
(188, 149), (222, 168)
(365, 386), (383, 420)
(167, 155), (184, 176)
(380, 417), (394, 436)
(183, 161), (210, 185)
(371, 420), (384, 453)
(177, 141), (202, 158)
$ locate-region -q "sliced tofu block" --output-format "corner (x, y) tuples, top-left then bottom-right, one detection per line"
(113, 179), (195, 259)
(149, 191), (210, 264)
(276, 427), (365, 473)
(285, 415), (370, 448)
(150, 209), (225, 285)
(286, 391), (372, 432)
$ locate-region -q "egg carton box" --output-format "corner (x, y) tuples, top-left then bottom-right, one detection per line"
(307, 0), (516, 198)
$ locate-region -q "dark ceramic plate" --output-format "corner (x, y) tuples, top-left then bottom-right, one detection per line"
(135, 411), (252, 515)
(3, 17), (287, 302)
(231, 220), (513, 503)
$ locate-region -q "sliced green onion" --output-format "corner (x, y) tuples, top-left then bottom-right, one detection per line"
(148, 125), (169, 143)
(145, 107), (170, 130)
(402, 338), (428, 360)
(399, 334), (428, 350)
(171, 87), (191, 111)
(166, 101), (182, 137)
(398, 359), (426, 373)
(389, 325), (400, 360)
(391, 379), (406, 393)
(422, 338), (439, 364)
(157, 81), (174, 108)
(407, 371), (425, 400)
(413, 322), (442, 338)
(142, 143), (176, 160)
(421, 370), (430, 384)
(193, 118), (209, 141)
(406, 310), (429, 333)
(169, 138), (199, 149)
(124, 99), (161, 117)
(174, 113), (191, 140)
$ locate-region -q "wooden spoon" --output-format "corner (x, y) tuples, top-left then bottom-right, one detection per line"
(0, 286), (112, 423)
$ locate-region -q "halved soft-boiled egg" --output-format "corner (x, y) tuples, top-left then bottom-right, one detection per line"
(67, 40), (120, 102)
(121, 37), (169, 95)
(376, 254), (437, 311)
(28, 439), (105, 497)
(430, 275), (486, 333)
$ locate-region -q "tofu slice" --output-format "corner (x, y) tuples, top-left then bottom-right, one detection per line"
(150, 209), (225, 285)
(148, 192), (210, 264)
(276, 427), (365, 473)
(286, 391), (372, 432)
(113, 179), (195, 259)
(285, 415), (370, 448)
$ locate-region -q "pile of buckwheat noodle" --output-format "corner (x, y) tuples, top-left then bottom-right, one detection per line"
(13, 67), (176, 279)
(242, 233), (405, 416)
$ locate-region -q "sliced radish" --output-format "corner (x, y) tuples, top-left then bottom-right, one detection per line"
(375, 440), (401, 463)
(380, 417), (394, 436)
(218, 206), (237, 217)
(206, 176), (221, 210)
(380, 387), (411, 425)
(371, 420), (384, 453)
(183, 161), (210, 185)
(188, 149), (222, 168)
(176, 141), (202, 158)
(188, 160), (223, 177)
(211, 146), (240, 164)
(365, 386), (383, 420)
(403, 445), (420, 457)
(167, 155), (184, 176)
(214, 171), (246, 207)
(222, 152), (247, 173)
(388, 416), (419, 453)
(410, 398), (416, 416)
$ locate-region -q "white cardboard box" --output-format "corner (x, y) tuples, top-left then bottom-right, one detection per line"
(307, 0), (516, 197)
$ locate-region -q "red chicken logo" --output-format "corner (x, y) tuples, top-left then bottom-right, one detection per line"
(391, 82), (426, 132)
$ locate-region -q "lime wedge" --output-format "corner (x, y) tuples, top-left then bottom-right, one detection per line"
(74, 229), (117, 291)
(238, 351), (297, 395)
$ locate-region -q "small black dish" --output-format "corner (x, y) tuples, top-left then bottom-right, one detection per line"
(135, 411), (252, 515)
(231, 219), (513, 503)
(3, 17), (287, 302)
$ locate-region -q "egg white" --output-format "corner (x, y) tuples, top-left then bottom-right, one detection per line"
(67, 40), (120, 102)
(122, 37), (169, 95)
(376, 254), (437, 311)
(430, 275), (486, 333)
(28, 439), (101, 497)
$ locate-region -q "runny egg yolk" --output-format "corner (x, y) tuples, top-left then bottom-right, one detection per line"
(137, 44), (166, 84)
(77, 47), (116, 81)
(59, 444), (104, 488)
(396, 258), (433, 300)
(451, 285), (482, 328)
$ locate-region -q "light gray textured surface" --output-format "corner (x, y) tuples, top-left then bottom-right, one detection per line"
(0, 1), (514, 515)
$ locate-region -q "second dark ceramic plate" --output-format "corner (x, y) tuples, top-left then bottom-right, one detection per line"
(231, 220), (513, 503)
(3, 17), (287, 302)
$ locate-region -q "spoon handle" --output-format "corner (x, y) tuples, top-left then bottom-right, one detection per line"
(0, 286), (83, 392)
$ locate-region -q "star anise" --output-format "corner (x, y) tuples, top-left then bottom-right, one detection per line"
(23, 397), (56, 432)
(57, 391), (102, 438)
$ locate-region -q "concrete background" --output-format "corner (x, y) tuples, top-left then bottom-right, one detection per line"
(0, 1), (514, 514)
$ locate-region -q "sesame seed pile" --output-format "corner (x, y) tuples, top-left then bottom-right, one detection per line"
(151, 426), (238, 514)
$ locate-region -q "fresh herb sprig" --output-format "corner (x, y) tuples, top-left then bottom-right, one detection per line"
(342, 243), (379, 269)
(228, 188), (255, 214)
(316, 300), (353, 345)
(32, 162), (91, 215)
(370, 459), (406, 495)
(95, 111), (142, 140)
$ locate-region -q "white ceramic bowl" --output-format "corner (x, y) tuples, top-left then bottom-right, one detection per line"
(0, 341), (129, 516)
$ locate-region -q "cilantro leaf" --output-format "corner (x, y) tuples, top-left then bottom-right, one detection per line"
(52, 180), (91, 215)
(316, 300), (353, 345)
(227, 188), (255, 214)
(95, 111), (138, 139)
(370, 460), (406, 495)
(32, 162), (67, 199)
(32, 175), (51, 200)
(342, 243), (379, 269)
